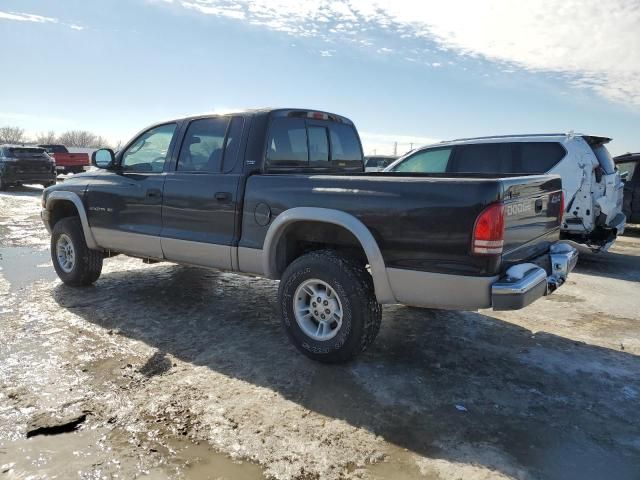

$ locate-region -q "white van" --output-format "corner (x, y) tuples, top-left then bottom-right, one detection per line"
(386, 133), (626, 251)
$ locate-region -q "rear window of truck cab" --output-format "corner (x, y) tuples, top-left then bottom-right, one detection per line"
(266, 117), (362, 169)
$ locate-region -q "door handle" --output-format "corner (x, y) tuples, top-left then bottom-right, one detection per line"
(215, 192), (231, 201)
(146, 189), (161, 199)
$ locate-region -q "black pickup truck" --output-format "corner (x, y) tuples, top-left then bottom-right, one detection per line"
(41, 108), (578, 362)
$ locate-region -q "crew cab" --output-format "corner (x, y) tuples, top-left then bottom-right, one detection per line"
(41, 109), (577, 362)
(39, 144), (90, 174)
(386, 133), (626, 251)
(0, 145), (56, 190)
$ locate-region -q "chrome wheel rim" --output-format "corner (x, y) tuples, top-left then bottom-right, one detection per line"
(294, 279), (343, 341)
(56, 234), (76, 273)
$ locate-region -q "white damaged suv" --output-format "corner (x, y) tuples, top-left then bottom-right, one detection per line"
(386, 133), (626, 251)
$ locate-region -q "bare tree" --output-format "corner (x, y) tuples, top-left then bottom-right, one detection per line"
(0, 126), (26, 144)
(35, 130), (58, 145)
(57, 130), (110, 148)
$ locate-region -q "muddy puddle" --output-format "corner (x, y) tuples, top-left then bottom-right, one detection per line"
(1, 425), (264, 479)
(0, 246), (54, 292)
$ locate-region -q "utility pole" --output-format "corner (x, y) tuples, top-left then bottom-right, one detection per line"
(410, 143), (413, 151)
(393, 142), (398, 156)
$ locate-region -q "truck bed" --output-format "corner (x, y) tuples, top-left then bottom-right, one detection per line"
(240, 172), (563, 278)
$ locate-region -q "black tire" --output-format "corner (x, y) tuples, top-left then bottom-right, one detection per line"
(51, 217), (103, 286)
(278, 249), (382, 363)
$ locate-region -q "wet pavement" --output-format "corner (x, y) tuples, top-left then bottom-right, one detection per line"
(1, 185), (639, 479)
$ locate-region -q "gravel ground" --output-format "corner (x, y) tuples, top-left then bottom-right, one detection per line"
(1, 185), (639, 480)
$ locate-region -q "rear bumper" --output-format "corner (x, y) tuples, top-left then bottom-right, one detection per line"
(491, 243), (578, 310)
(1, 171), (56, 184)
(56, 165), (87, 173)
(385, 243), (578, 311)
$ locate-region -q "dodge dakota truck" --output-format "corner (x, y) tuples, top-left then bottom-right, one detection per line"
(41, 108), (578, 362)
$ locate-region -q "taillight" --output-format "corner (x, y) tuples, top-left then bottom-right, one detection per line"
(559, 191), (565, 223)
(472, 202), (505, 255)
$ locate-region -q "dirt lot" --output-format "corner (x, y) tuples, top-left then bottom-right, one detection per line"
(1, 185), (639, 480)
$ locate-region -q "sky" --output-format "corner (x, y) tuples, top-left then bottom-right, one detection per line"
(0, 0), (638, 156)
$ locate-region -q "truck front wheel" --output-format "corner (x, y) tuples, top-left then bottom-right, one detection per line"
(278, 250), (382, 363)
(51, 217), (103, 286)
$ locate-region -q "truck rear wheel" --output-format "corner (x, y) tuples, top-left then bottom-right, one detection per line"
(278, 249), (382, 363)
(51, 217), (103, 286)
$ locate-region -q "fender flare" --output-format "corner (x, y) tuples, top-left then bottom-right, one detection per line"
(262, 207), (396, 304)
(46, 191), (99, 250)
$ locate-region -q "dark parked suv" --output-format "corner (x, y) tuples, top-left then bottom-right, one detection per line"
(615, 152), (640, 224)
(0, 145), (56, 190)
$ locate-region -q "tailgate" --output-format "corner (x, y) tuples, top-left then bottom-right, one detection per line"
(53, 153), (89, 166)
(501, 175), (563, 265)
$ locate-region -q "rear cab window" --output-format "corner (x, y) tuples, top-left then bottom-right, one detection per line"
(40, 145), (67, 154)
(267, 118), (309, 167)
(266, 115), (363, 170)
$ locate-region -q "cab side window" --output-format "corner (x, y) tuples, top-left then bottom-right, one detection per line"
(121, 123), (177, 173)
(177, 118), (230, 173)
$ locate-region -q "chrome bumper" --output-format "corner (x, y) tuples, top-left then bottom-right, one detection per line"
(491, 243), (578, 311)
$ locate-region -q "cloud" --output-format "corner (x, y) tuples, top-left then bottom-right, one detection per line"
(0, 11), (58, 24)
(0, 10), (86, 30)
(155, 0), (640, 108)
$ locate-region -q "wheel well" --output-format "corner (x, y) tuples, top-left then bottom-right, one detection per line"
(273, 221), (368, 278)
(49, 200), (80, 229)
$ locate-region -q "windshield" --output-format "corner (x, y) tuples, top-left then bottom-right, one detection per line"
(40, 145), (67, 154)
(617, 161), (637, 181)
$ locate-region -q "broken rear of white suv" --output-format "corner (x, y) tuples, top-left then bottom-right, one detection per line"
(386, 132), (626, 252)
(561, 135), (626, 251)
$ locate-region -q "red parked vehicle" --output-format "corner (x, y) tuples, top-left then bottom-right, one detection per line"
(39, 144), (89, 174)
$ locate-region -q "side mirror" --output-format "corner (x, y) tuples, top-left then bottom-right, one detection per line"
(92, 149), (115, 169)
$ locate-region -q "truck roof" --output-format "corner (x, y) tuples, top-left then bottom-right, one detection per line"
(160, 108), (356, 126)
(614, 152), (640, 163)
